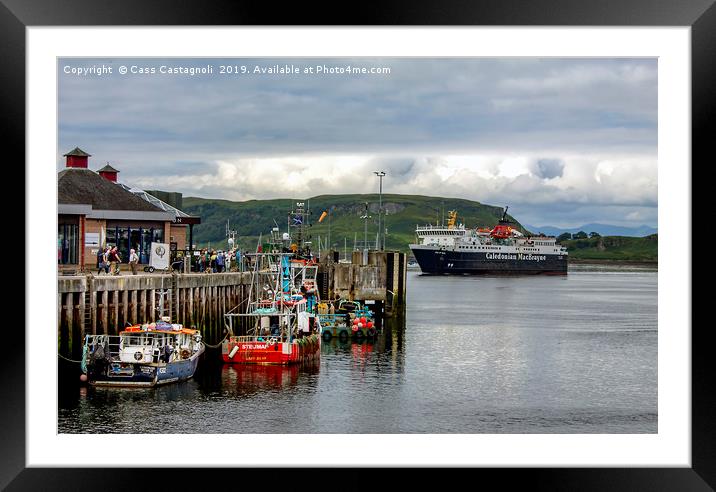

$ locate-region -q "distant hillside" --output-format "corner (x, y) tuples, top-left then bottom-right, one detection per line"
(525, 223), (657, 238)
(181, 194), (527, 253)
(562, 234), (658, 262)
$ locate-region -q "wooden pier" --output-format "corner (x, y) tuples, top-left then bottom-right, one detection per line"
(57, 251), (407, 361)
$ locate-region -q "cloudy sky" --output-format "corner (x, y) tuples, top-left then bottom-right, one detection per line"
(58, 57), (657, 228)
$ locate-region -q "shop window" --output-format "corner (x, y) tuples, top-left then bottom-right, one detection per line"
(58, 224), (78, 264)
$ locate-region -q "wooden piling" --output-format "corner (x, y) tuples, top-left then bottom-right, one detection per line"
(122, 289), (129, 328)
(130, 290), (138, 325)
(101, 290), (108, 335)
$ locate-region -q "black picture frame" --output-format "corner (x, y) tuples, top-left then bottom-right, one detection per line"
(6, 0), (709, 489)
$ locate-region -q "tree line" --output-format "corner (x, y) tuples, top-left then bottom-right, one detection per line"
(556, 231), (601, 242)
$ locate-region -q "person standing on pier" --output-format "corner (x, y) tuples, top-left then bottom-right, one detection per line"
(129, 248), (139, 275)
(96, 247), (106, 275)
(109, 246), (121, 275)
(210, 250), (218, 273)
(99, 246), (111, 275)
(216, 250), (225, 273)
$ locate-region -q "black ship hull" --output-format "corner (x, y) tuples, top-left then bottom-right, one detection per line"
(410, 246), (567, 275)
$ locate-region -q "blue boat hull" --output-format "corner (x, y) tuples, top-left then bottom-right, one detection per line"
(88, 346), (204, 387)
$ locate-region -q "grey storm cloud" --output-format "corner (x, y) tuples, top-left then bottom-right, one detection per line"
(57, 57), (658, 228)
(366, 158), (416, 177)
(530, 159), (565, 180)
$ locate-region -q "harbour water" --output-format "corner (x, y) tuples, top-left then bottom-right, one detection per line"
(58, 264), (657, 433)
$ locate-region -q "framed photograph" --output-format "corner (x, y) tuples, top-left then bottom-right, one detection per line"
(10, 0), (709, 488)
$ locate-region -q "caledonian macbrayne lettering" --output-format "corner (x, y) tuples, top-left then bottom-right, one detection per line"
(486, 253), (547, 261)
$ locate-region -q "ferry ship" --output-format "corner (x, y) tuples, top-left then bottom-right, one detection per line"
(409, 207), (568, 275)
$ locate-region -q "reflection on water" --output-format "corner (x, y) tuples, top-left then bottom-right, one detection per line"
(59, 266), (655, 434)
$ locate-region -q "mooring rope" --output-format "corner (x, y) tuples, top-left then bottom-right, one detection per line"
(202, 332), (229, 349)
(57, 353), (83, 363)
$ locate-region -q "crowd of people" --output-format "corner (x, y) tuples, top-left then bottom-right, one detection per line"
(195, 248), (247, 273)
(95, 245), (249, 276)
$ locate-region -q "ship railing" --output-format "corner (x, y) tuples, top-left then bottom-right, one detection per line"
(84, 333), (182, 356)
(228, 335), (281, 343)
(84, 334), (126, 361)
(317, 314), (349, 325)
(416, 224), (467, 232)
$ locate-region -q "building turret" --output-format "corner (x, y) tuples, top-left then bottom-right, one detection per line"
(63, 147), (91, 168)
(97, 163), (120, 183)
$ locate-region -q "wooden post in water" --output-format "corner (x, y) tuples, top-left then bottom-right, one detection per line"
(150, 289), (156, 321)
(101, 290), (108, 335)
(73, 292), (82, 360)
(201, 286), (207, 337)
(78, 286), (86, 348)
(61, 293), (71, 357)
(88, 276), (97, 336)
(211, 285), (216, 341)
(188, 287), (194, 327)
(122, 290), (129, 327)
(131, 290), (138, 325)
(138, 289), (145, 324)
(112, 290), (119, 334)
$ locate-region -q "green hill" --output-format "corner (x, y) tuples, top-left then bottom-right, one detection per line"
(562, 234), (658, 262)
(182, 193), (526, 253)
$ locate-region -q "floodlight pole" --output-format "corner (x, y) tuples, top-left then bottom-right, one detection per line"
(361, 202), (370, 264)
(374, 171), (386, 251)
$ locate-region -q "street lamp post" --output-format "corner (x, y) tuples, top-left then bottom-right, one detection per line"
(360, 202), (370, 264)
(374, 171), (386, 251)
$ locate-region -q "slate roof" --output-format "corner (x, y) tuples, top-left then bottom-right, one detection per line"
(58, 168), (162, 212)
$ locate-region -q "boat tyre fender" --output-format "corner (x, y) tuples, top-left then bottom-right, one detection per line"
(354, 329), (364, 340)
(180, 348), (191, 359)
(134, 351), (143, 361)
(322, 330), (332, 341)
(338, 331), (349, 342)
(367, 328), (376, 338)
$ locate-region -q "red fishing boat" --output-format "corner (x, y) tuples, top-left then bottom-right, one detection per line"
(221, 202), (322, 365)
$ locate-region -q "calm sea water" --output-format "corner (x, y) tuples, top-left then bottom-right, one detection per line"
(58, 264), (657, 433)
